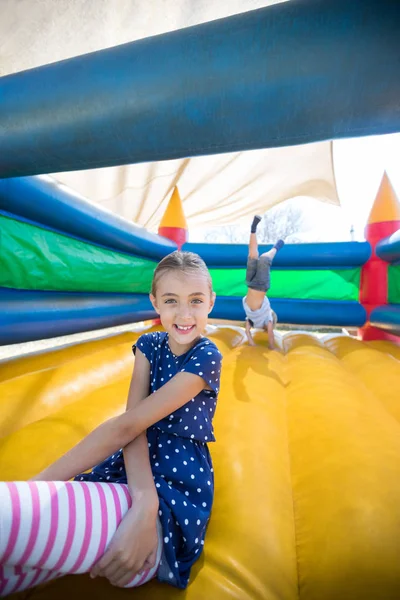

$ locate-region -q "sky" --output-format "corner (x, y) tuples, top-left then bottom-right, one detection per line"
(333, 133), (400, 241)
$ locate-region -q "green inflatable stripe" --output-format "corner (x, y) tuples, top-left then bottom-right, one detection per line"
(210, 267), (360, 301)
(388, 266), (400, 303)
(0, 214), (156, 293)
(1, 214), (360, 300)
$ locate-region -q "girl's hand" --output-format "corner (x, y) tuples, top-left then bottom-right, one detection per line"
(90, 499), (159, 587)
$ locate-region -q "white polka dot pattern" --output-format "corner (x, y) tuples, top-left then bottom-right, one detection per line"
(77, 331), (220, 589)
(134, 332), (222, 444)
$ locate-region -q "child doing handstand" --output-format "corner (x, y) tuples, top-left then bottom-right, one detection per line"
(0, 251), (222, 597)
(243, 215), (284, 349)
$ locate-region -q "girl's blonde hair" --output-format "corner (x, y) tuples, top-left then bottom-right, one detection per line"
(151, 251), (212, 296)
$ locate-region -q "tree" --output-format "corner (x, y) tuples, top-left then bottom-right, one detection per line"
(203, 200), (305, 244)
(256, 201), (305, 244)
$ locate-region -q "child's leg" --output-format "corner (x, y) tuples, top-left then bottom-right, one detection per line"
(260, 248), (276, 261)
(248, 234), (259, 260)
(248, 215), (261, 258)
(246, 247), (259, 287)
(257, 240), (285, 291)
(0, 481), (162, 597)
(260, 239), (285, 262)
(253, 255), (272, 292)
(245, 216), (262, 287)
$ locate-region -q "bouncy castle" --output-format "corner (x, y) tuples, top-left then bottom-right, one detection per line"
(1, 0), (400, 598)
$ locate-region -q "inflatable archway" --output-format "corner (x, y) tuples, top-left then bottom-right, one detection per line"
(1, 1), (400, 599)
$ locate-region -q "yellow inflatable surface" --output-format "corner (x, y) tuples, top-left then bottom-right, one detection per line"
(1, 326), (400, 600)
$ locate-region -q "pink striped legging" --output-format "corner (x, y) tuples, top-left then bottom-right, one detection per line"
(0, 481), (163, 597)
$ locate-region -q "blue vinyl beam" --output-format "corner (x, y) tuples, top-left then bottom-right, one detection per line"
(370, 304), (400, 336)
(1, 288), (366, 344)
(376, 230), (400, 265)
(184, 241), (371, 268)
(0, 177), (176, 260)
(0, 0), (399, 178)
(0, 288), (156, 345)
(212, 297), (366, 327)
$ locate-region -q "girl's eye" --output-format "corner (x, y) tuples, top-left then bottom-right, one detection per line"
(191, 298), (203, 304)
(164, 299), (177, 304)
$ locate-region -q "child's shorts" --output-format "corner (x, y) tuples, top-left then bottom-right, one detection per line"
(245, 256), (271, 292)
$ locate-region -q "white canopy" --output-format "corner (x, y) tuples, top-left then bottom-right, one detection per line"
(1, 0), (339, 231)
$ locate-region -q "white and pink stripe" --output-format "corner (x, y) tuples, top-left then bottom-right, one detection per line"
(0, 481), (162, 597)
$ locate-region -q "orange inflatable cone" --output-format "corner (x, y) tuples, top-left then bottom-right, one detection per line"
(158, 187), (188, 250)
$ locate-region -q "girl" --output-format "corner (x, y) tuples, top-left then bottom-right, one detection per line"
(243, 215), (284, 349)
(0, 251), (222, 596)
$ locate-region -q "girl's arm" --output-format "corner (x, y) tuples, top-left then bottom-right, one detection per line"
(267, 321), (275, 350)
(90, 349), (159, 584)
(245, 320), (256, 346)
(33, 371), (207, 482)
(122, 349), (158, 508)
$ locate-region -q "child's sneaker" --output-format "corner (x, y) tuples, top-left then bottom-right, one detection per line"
(251, 215), (262, 233)
(274, 239), (285, 251)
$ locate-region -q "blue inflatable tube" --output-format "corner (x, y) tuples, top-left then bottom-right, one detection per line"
(212, 297), (367, 327)
(0, 288), (156, 345)
(1, 0), (399, 178)
(370, 304), (400, 336)
(184, 241), (371, 269)
(0, 177), (176, 260)
(1, 288), (366, 345)
(376, 230), (400, 264)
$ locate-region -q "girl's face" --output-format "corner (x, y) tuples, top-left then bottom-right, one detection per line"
(150, 270), (215, 355)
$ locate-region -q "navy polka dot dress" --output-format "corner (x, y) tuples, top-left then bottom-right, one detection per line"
(75, 331), (222, 589)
